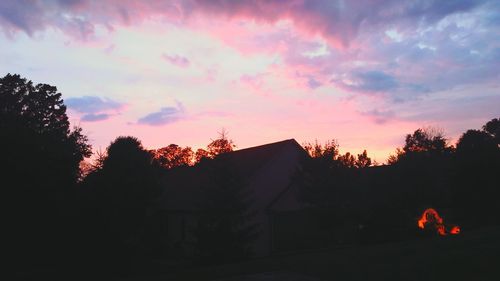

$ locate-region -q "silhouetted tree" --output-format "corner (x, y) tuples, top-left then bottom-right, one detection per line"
(82, 136), (162, 257)
(483, 117), (500, 145)
(355, 150), (372, 168)
(79, 160), (94, 182)
(338, 152), (356, 168)
(1, 73), (91, 267)
(206, 129), (236, 158)
(193, 130), (236, 164)
(456, 130), (497, 156)
(389, 127), (453, 163)
(195, 148), (209, 163)
(298, 140), (357, 208)
(303, 139), (340, 161)
(192, 140), (258, 264)
(92, 148), (107, 172)
(297, 140), (367, 245)
(386, 127), (455, 213)
(453, 121), (500, 226)
(387, 148), (403, 165)
(153, 144), (194, 169)
(0, 74), (92, 183)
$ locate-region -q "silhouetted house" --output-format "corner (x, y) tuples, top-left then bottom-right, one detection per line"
(156, 139), (310, 257)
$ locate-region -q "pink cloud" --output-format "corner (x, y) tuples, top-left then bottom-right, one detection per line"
(240, 74), (264, 89)
(4, 0), (499, 163)
(2, 1), (486, 46)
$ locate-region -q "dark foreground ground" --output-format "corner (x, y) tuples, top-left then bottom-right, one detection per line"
(17, 226), (500, 281)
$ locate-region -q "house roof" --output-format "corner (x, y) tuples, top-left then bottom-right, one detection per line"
(157, 139), (307, 212)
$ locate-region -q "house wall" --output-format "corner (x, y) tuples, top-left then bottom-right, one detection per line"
(158, 140), (308, 258)
(247, 142), (306, 256)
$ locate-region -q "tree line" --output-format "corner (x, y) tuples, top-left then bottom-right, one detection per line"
(297, 121), (500, 245)
(2, 74), (499, 274)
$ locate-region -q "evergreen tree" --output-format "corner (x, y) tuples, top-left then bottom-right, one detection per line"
(192, 138), (258, 264)
(206, 129), (236, 158)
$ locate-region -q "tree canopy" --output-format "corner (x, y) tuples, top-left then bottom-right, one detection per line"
(483, 118), (500, 145)
(192, 155), (258, 263)
(1, 73), (92, 267)
(152, 144), (194, 169)
(388, 127), (453, 164)
(0, 73), (92, 183)
(82, 136), (163, 254)
(206, 129), (236, 158)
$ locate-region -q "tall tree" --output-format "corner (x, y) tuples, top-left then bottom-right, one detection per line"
(483, 117), (500, 145)
(194, 130), (236, 164)
(298, 139), (352, 205)
(386, 127), (456, 217)
(456, 130), (497, 156)
(192, 155), (258, 264)
(190, 133), (258, 263)
(453, 120), (500, 226)
(403, 127), (449, 153)
(388, 127), (453, 164)
(1, 73), (91, 266)
(0, 74), (92, 185)
(206, 129), (236, 158)
(355, 150), (372, 168)
(83, 136), (162, 251)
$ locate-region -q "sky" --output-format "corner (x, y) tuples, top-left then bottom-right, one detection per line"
(1, 0), (499, 162)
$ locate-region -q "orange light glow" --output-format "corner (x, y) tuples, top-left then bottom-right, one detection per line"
(417, 208), (460, 236)
(418, 208), (443, 229)
(450, 226), (460, 235)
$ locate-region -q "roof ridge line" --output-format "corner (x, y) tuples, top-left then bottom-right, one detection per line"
(229, 138), (297, 154)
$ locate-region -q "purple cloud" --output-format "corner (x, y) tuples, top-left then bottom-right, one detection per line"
(332, 70), (399, 93)
(66, 96), (124, 122)
(162, 53), (190, 67)
(66, 96), (123, 113)
(81, 113), (111, 122)
(361, 109), (396, 124)
(1, 0), (499, 120)
(0, 1), (45, 36)
(402, 95), (500, 123)
(306, 77), (322, 89)
(0, 0), (492, 46)
(190, 0), (490, 47)
(137, 101), (185, 126)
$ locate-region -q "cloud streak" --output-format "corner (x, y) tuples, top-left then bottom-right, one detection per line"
(66, 96), (125, 122)
(162, 53), (190, 67)
(137, 101), (186, 126)
(81, 113), (111, 122)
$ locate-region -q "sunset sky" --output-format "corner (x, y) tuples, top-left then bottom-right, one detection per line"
(1, 0), (499, 162)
